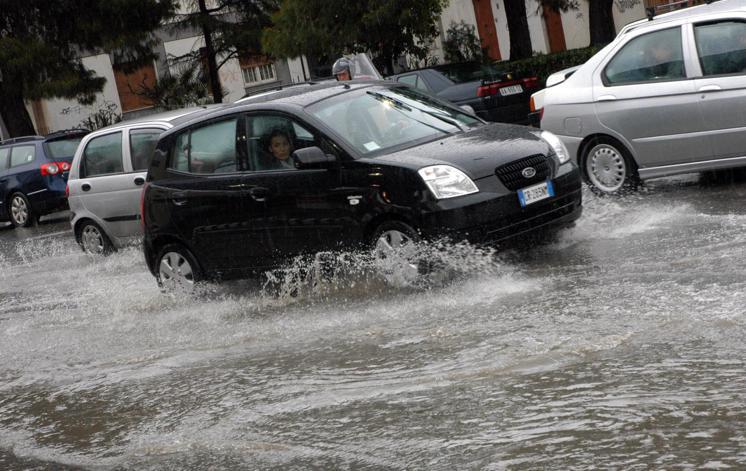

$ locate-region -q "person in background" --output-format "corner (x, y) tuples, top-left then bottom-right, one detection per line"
(332, 57), (353, 81)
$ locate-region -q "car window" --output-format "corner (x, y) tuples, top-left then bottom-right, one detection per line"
(129, 128), (163, 171)
(82, 132), (123, 177)
(9, 145), (36, 168)
(398, 74), (418, 87)
(694, 20), (746, 76)
(45, 137), (84, 159)
(0, 147), (9, 170)
(604, 27), (685, 85)
(169, 119), (237, 174)
(245, 115), (318, 171)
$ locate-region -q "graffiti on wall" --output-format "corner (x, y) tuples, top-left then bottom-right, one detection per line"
(615, 0), (642, 13)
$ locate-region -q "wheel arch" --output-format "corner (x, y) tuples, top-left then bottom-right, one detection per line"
(148, 235), (204, 276)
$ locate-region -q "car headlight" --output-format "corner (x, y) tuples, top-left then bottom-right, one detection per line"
(418, 165), (478, 199)
(541, 130), (570, 164)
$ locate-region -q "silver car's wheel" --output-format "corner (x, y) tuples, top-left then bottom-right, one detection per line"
(9, 193), (32, 227)
(81, 224), (105, 254)
(373, 227), (420, 286)
(158, 251), (196, 291)
(586, 143), (628, 194)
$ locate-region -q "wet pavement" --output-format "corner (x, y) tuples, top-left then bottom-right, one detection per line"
(1, 172), (746, 470)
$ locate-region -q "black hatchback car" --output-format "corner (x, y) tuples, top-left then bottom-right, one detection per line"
(142, 81), (582, 289)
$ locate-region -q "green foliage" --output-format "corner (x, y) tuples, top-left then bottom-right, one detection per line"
(130, 63), (217, 110)
(442, 21), (486, 64)
(263, 0), (447, 74)
(498, 46), (599, 86)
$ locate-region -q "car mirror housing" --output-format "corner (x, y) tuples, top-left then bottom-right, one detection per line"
(292, 146), (335, 169)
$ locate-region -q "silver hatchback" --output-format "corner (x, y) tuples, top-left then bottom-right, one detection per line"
(538, 0), (746, 194)
(68, 107), (220, 254)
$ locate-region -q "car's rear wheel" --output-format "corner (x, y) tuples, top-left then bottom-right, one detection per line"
(78, 221), (114, 255)
(156, 244), (202, 292)
(371, 221), (421, 286)
(8, 192), (34, 228)
(582, 138), (639, 195)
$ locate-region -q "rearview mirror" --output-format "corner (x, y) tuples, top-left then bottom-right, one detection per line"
(292, 146), (335, 169)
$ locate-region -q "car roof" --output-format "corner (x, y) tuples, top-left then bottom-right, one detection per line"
(85, 104), (228, 137)
(621, 0), (746, 34)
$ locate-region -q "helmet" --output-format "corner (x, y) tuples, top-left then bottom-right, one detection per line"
(332, 57), (353, 80)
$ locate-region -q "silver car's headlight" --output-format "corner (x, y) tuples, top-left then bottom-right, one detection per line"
(541, 130), (570, 164)
(418, 165), (478, 199)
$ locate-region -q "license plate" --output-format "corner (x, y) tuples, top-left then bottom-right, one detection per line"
(499, 84), (523, 96)
(518, 181), (554, 207)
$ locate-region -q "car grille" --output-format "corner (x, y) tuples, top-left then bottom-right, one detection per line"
(495, 154), (551, 190)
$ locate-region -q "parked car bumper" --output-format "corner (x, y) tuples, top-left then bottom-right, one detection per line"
(28, 175), (69, 215)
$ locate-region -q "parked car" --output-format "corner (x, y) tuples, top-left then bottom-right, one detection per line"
(535, 0), (746, 194)
(389, 62), (541, 124)
(141, 81), (582, 290)
(67, 106), (222, 255)
(0, 129), (88, 227)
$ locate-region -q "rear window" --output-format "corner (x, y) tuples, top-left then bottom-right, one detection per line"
(44, 137), (84, 159)
(433, 63), (505, 83)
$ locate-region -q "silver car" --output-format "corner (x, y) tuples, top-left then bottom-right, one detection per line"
(537, 0), (746, 194)
(68, 107), (220, 254)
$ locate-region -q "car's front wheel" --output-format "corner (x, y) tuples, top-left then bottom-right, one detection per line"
(370, 220), (422, 286)
(156, 244), (202, 292)
(582, 138), (639, 195)
(8, 192), (35, 228)
(78, 221), (114, 255)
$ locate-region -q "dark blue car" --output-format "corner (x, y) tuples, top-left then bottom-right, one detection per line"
(0, 129), (88, 227)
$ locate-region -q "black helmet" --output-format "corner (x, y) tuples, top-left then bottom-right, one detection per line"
(332, 57), (352, 80)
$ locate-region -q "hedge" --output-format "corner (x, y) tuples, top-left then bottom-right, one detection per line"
(495, 46), (602, 86)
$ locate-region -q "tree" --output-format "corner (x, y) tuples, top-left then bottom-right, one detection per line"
(442, 21), (486, 64)
(130, 63), (215, 110)
(168, 0), (276, 104)
(503, 0), (533, 60)
(263, 0), (447, 75)
(589, 0), (616, 46)
(0, 0), (175, 137)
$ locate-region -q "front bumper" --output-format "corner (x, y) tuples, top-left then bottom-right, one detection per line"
(416, 163), (582, 244)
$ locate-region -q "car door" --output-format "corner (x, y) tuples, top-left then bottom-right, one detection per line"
(691, 18), (746, 161)
(594, 25), (711, 167)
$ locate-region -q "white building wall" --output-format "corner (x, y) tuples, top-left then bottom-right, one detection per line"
(39, 54), (122, 133)
(433, 0), (479, 63)
(613, 0), (646, 31)
(492, 0), (549, 60)
(561, 2), (591, 50)
(286, 57), (309, 83)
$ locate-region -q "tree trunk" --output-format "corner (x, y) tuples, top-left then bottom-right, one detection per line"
(589, 0), (616, 46)
(504, 0), (532, 60)
(198, 0), (223, 104)
(0, 75), (36, 137)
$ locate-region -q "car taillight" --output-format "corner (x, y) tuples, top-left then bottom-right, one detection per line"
(59, 161), (71, 172)
(40, 163), (60, 176)
(522, 77), (540, 89)
(140, 182), (149, 230)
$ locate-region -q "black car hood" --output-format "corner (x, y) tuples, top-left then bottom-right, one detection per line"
(373, 123), (551, 180)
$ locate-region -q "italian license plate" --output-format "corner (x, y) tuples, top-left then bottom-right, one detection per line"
(518, 180), (554, 207)
(499, 84), (523, 96)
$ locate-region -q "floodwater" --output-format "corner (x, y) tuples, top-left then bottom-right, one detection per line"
(1, 173), (746, 470)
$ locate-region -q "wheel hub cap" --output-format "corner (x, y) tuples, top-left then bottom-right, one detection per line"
(374, 230), (419, 285)
(159, 252), (195, 290)
(588, 145), (627, 193)
(81, 226), (104, 254)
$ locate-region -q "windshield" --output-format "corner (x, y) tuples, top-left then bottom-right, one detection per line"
(433, 62), (505, 83)
(44, 137), (84, 159)
(308, 86), (481, 155)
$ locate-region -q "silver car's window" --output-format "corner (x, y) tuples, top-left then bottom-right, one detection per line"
(694, 21), (746, 76)
(605, 27), (685, 85)
(129, 128), (162, 171)
(9, 145), (36, 168)
(245, 115), (318, 172)
(83, 132), (123, 177)
(169, 119), (238, 174)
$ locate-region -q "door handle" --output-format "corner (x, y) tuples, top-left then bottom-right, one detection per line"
(134, 177), (145, 186)
(171, 192), (188, 206)
(81, 183), (91, 192)
(596, 95), (617, 102)
(248, 186), (270, 202)
(698, 85), (722, 92)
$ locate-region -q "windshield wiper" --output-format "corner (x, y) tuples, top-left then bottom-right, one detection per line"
(367, 91), (465, 132)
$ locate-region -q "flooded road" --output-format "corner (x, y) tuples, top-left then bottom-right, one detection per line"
(1, 173), (746, 470)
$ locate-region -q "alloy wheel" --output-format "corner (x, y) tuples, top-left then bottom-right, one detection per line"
(81, 225), (105, 255)
(158, 251), (196, 291)
(10, 195), (29, 226)
(587, 144), (627, 193)
(374, 229), (420, 285)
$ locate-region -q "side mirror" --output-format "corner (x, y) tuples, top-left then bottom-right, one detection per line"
(292, 146), (335, 169)
(460, 104), (476, 115)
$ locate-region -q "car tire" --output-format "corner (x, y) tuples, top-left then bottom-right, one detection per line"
(156, 244), (203, 292)
(370, 220), (422, 286)
(78, 220), (114, 256)
(8, 192), (35, 228)
(581, 138), (639, 195)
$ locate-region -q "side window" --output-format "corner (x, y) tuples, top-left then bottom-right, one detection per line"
(168, 119), (238, 174)
(9, 145), (36, 168)
(0, 147), (10, 170)
(694, 20), (746, 76)
(245, 115), (318, 171)
(83, 132), (123, 177)
(398, 74), (418, 87)
(129, 128), (163, 171)
(604, 27), (685, 85)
